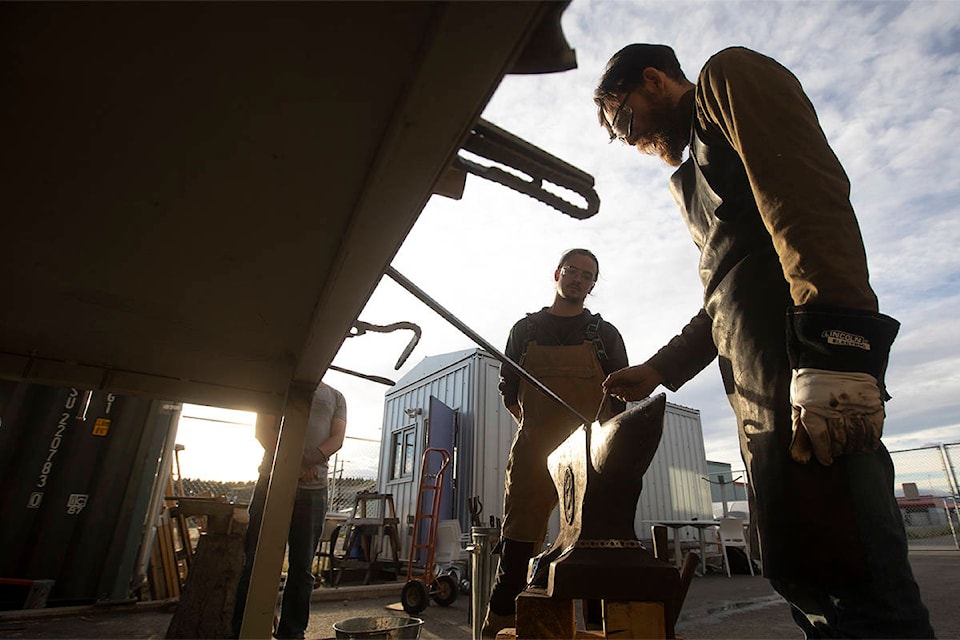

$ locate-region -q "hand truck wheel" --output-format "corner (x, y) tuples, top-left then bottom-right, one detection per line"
(401, 579), (429, 615)
(431, 573), (458, 606)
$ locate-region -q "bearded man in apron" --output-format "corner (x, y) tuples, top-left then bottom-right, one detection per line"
(481, 248), (629, 638)
(595, 45), (933, 638)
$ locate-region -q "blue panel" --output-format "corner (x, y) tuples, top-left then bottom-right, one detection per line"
(426, 395), (456, 520)
(410, 396), (458, 566)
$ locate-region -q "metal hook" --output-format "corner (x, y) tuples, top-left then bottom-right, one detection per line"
(346, 320), (422, 370)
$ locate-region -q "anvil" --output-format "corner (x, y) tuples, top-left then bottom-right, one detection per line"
(525, 394), (683, 625)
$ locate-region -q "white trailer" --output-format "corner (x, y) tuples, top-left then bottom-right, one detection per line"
(377, 348), (714, 554)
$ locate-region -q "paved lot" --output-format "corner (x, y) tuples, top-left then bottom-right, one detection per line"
(0, 551), (955, 639)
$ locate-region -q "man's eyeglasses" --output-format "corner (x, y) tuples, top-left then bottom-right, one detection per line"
(606, 91), (633, 143)
(560, 265), (596, 282)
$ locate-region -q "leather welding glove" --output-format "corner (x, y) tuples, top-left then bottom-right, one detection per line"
(789, 367), (885, 465)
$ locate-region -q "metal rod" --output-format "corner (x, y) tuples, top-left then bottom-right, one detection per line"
(386, 266), (591, 426)
(328, 364), (396, 386)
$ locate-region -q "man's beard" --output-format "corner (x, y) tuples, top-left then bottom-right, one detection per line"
(636, 130), (687, 167)
(559, 288), (586, 305)
(635, 92), (690, 167)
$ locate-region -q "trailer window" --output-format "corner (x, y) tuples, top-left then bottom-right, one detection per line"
(391, 426), (416, 480)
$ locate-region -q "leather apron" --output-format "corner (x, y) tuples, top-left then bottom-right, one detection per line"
(669, 122), (893, 585)
(500, 340), (610, 545)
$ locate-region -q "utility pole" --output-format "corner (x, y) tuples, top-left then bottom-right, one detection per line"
(329, 453), (338, 504)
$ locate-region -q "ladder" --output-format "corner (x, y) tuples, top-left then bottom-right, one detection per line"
(340, 492), (401, 585)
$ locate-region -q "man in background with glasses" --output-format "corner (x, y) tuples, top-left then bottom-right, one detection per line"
(482, 248), (629, 637)
(593, 44), (932, 637)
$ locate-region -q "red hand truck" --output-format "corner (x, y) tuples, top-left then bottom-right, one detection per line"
(400, 447), (459, 614)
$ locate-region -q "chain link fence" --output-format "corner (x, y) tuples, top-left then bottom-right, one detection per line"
(891, 443), (959, 549)
(178, 434), (383, 515)
(706, 442), (960, 551)
(327, 434), (381, 514)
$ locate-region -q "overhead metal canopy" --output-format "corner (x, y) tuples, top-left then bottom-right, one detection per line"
(1, 4), (582, 634)
(0, 1), (576, 415)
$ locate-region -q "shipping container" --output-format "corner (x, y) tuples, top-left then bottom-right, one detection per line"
(634, 401), (715, 542)
(0, 381), (179, 606)
(376, 349), (715, 558)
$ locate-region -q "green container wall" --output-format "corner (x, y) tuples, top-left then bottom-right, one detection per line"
(0, 381), (173, 606)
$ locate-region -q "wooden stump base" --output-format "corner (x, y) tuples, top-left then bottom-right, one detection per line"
(499, 588), (671, 640)
(165, 532), (245, 639)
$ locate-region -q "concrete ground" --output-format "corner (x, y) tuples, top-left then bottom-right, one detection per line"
(0, 551), (955, 639)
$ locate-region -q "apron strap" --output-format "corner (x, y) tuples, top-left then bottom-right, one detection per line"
(585, 313), (608, 362)
(521, 312), (608, 363)
(520, 314), (539, 364)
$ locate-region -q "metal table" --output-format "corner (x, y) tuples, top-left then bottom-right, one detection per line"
(652, 519), (720, 575)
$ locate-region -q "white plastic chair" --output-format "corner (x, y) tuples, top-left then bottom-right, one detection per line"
(717, 517), (754, 577)
(433, 519), (469, 571)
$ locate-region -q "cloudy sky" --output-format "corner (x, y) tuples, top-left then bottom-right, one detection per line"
(179, 0), (960, 482)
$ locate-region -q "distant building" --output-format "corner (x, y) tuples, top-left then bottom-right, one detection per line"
(898, 494), (953, 527)
(897, 482), (955, 529)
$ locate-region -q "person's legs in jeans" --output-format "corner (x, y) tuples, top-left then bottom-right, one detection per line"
(772, 448), (934, 639)
(275, 487), (328, 639)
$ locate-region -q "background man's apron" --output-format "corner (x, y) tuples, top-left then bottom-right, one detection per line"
(500, 340), (611, 546)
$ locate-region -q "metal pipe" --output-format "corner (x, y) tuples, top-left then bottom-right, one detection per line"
(468, 526), (501, 640)
(385, 266), (591, 426)
(937, 445), (960, 550)
(328, 364), (396, 386)
(132, 404), (181, 592)
(940, 443), (960, 503)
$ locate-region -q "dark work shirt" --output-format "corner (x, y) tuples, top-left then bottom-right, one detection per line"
(647, 47), (879, 392)
(498, 308), (629, 412)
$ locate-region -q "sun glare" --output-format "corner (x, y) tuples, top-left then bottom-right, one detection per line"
(173, 404), (263, 482)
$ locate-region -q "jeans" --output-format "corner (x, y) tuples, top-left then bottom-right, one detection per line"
(275, 486), (328, 639)
(770, 451), (934, 638)
(232, 464), (328, 640)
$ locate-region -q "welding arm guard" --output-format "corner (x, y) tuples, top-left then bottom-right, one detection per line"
(785, 306), (901, 465)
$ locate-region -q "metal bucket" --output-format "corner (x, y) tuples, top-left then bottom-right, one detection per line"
(467, 526), (500, 640)
(333, 616), (424, 640)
